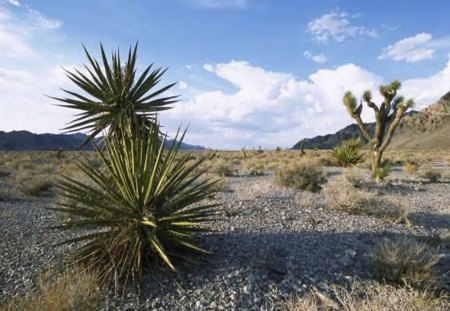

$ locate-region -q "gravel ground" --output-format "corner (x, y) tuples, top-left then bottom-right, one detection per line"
(0, 166), (449, 310)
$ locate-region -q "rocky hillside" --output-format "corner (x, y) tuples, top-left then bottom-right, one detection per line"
(0, 131), (205, 151)
(293, 91), (450, 150)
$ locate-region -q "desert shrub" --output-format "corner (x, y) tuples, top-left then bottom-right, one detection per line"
(211, 159), (234, 176)
(330, 138), (365, 167)
(0, 268), (100, 311)
(404, 161), (418, 175)
(0, 186), (12, 201)
(243, 159), (265, 175)
(422, 169), (441, 183)
(275, 161), (326, 192)
(0, 169), (11, 178)
(51, 125), (219, 291)
(323, 176), (409, 223)
(19, 178), (53, 196)
(279, 281), (448, 311)
(370, 236), (441, 287)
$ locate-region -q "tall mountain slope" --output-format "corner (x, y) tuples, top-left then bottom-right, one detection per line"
(293, 91), (450, 150)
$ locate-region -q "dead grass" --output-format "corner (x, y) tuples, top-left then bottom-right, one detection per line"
(322, 175), (410, 223)
(370, 236), (442, 287)
(18, 178), (53, 196)
(280, 282), (448, 311)
(0, 268), (100, 311)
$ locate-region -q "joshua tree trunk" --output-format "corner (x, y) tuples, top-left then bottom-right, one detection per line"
(343, 81), (414, 180)
(371, 147), (382, 180)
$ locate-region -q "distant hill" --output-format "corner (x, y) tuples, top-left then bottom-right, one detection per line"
(293, 91), (450, 150)
(0, 131), (205, 151)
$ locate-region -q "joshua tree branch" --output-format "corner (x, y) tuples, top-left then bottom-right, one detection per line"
(380, 109), (404, 153)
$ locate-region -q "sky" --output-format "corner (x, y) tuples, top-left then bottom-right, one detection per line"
(1, 0), (450, 149)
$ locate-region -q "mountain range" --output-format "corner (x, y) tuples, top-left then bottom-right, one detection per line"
(0, 131), (205, 151)
(293, 91), (450, 150)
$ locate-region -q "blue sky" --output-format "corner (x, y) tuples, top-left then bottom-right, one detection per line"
(1, 0), (450, 148)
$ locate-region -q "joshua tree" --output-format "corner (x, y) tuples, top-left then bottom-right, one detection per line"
(343, 80), (414, 180)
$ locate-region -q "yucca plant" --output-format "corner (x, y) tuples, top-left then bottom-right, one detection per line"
(53, 43), (178, 144)
(331, 138), (365, 167)
(50, 121), (220, 292)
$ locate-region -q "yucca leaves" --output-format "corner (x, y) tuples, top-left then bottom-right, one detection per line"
(53, 43), (178, 145)
(331, 138), (365, 167)
(51, 121), (220, 291)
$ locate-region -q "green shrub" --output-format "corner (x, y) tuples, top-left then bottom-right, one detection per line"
(19, 179), (53, 196)
(275, 161), (326, 192)
(330, 138), (365, 167)
(422, 169), (441, 183)
(370, 236), (441, 287)
(51, 124), (220, 291)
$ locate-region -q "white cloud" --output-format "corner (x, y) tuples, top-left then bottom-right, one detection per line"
(307, 10), (377, 42)
(26, 8), (62, 30)
(6, 0), (20, 6)
(402, 55), (450, 109)
(161, 61), (383, 148)
(161, 57), (450, 149)
(379, 33), (434, 62)
(178, 81), (190, 90)
(0, 3), (73, 134)
(304, 50), (327, 64)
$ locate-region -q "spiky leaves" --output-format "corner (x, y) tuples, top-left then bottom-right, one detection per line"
(53, 43), (178, 144)
(51, 121), (220, 291)
(331, 138), (365, 167)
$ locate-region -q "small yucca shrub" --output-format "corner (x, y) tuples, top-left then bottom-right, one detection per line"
(370, 236), (441, 287)
(51, 123), (220, 291)
(330, 138), (365, 167)
(275, 161), (326, 192)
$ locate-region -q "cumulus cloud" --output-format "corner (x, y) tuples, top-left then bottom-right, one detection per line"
(379, 33), (434, 62)
(402, 55), (450, 109)
(303, 50), (327, 64)
(161, 61), (383, 149)
(307, 10), (377, 42)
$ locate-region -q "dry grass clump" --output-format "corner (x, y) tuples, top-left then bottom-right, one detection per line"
(211, 159), (235, 177)
(18, 178), (53, 196)
(275, 160), (327, 192)
(242, 159), (266, 175)
(235, 179), (275, 200)
(280, 282), (448, 311)
(370, 236), (441, 287)
(0, 268), (100, 311)
(404, 161), (419, 175)
(322, 175), (409, 223)
(0, 186), (13, 201)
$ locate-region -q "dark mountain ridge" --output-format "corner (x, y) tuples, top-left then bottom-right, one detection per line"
(0, 131), (205, 151)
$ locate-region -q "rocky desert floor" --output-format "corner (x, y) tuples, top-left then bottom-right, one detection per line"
(0, 151), (449, 310)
